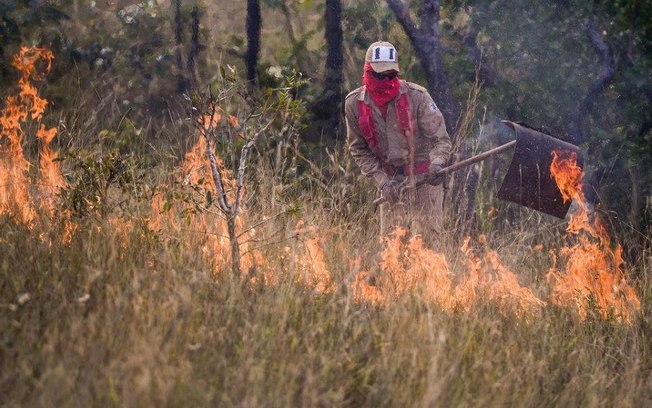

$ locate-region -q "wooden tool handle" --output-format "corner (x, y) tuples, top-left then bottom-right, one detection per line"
(372, 140), (517, 205)
(438, 140), (516, 175)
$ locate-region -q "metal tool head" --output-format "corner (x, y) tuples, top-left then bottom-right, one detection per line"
(497, 121), (583, 219)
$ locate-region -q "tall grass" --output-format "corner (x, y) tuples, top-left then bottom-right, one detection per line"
(1, 152), (650, 407)
(1, 71), (650, 407)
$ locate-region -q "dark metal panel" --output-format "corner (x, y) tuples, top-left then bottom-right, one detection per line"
(497, 121), (583, 219)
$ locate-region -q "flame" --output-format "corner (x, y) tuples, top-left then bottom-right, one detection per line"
(547, 150), (640, 321)
(36, 124), (65, 214)
(296, 230), (333, 293)
(149, 135), (263, 277)
(483, 248), (546, 313)
(200, 112), (222, 131)
(350, 150), (641, 321)
(352, 230), (544, 317)
(227, 114), (240, 128)
(14, 47), (53, 120)
(374, 228), (455, 307)
(350, 151), (639, 322)
(0, 46), (62, 225)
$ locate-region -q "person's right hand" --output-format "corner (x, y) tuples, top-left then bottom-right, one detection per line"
(427, 163), (446, 186)
(381, 181), (400, 204)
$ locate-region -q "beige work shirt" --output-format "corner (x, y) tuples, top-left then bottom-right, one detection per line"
(345, 81), (452, 189)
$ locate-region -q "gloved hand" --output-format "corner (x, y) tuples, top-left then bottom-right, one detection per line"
(381, 180), (400, 204)
(427, 163), (446, 186)
(429, 163), (444, 176)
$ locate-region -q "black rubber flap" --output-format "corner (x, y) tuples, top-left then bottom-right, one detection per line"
(497, 121), (583, 219)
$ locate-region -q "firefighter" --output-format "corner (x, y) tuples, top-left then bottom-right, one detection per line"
(345, 41), (452, 246)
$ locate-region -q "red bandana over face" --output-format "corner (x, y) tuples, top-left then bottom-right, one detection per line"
(362, 62), (400, 109)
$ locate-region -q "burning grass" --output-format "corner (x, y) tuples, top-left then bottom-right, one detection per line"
(0, 47), (56, 224)
(547, 151), (641, 322)
(1, 47), (650, 406)
(2, 214), (650, 406)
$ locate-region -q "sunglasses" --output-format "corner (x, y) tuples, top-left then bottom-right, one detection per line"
(371, 70), (398, 80)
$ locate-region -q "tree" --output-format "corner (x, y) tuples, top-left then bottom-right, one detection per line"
(386, 0), (460, 135)
(451, 0), (652, 233)
(186, 5), (202, 88)
(568, 15), (616, 146)
(245, 0), (262, 86)
(310, 0), (344, 138)
(174, 0), (189, 93)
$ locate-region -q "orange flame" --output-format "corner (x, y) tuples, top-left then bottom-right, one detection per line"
(149, 135), (263, 277)
(547, 150), (640, 321)
(14, 47), (53, 120)
(352, 230), (544, 317)
(36, 124), (65, 214)
(296, 228), (334, 293)
(0, 46), (61, 225)
(227, 114), (240, 128)
(200, 112), (222, 131)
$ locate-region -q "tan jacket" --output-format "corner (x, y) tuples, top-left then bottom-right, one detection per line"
(345, 81), (451, 188)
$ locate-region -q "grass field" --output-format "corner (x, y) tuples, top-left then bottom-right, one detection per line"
(1, 200), (650, 406)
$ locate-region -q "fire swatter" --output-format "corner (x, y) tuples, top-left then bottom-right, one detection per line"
(375, 120), (583, 219)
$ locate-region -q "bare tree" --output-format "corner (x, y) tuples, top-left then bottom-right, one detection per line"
(196, 96), (252, 278)
(193, 84), (278, 278)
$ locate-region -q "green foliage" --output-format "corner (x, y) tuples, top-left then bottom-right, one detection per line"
(597, 0), (652, 54)
(61, 3), (180, 115)
(342, 1), (389, 49)
(59, 148), (145, 218)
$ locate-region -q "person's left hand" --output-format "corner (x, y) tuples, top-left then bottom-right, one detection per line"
(381, 180), (400, 204)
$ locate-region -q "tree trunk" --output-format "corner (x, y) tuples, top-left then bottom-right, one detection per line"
(245, 0), (262, 86)
(569, 15), (616, 145)
(321, 0), (344, 136)
(459, 30), (500, 87)
(568, 15), (616, 210)
(386, 0), (460, 135)
(227, 217), (241, 279)
(186, 6), (200, 88)
(174, 0), (188, 93)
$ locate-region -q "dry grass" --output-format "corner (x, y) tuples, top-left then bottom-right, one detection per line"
(1, 159), (650, 407)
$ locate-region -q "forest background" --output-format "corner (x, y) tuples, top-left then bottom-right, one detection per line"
(1, 0), (650, 234)
(1, 0), (651, 406)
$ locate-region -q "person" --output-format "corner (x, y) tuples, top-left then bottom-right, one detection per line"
(345, 41), (451, 246)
